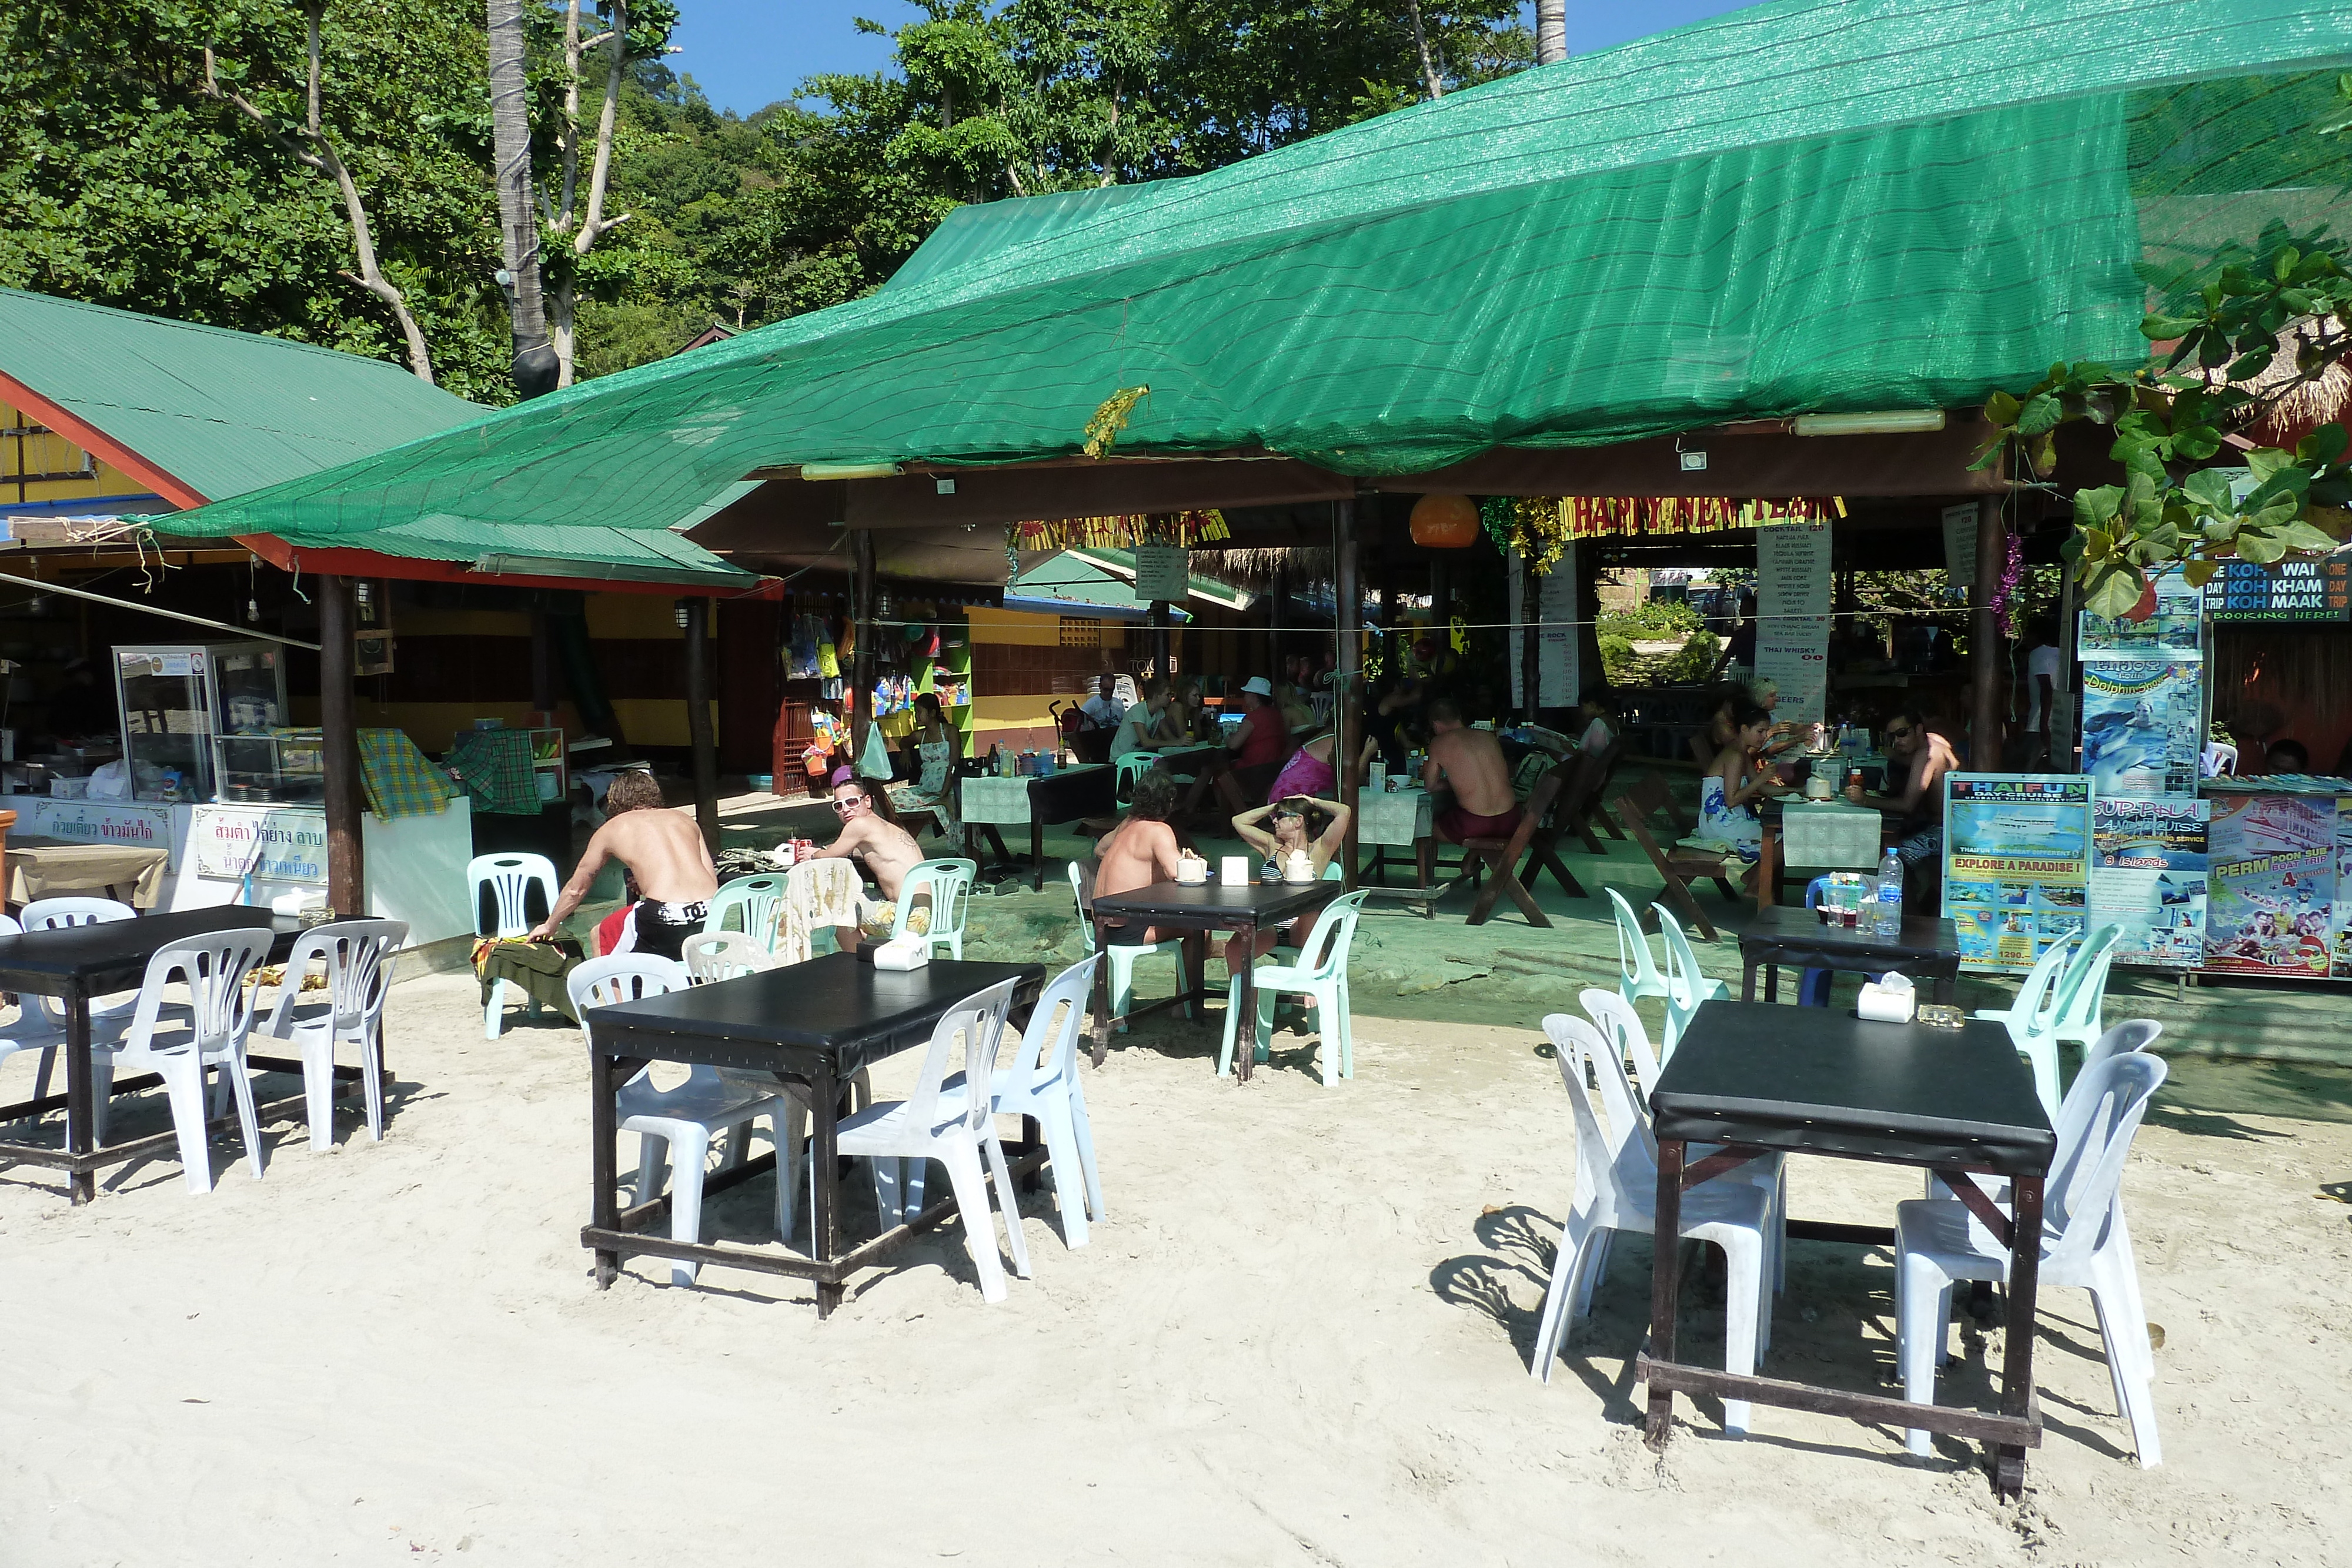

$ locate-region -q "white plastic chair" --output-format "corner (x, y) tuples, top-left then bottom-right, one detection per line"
(1069, 861), (1182, 1034)
(1896, 1050), (2169, 1465)
(1218, 890), (1371, 1084)
(967, 957), (1105, 1249)
(1651, 902), (1729, 1064)
(1578, 987), (1785, 1290)
(88, 925), (276, 1193)
(703, 875), (789, 951)
(0, 911), (67, 1123)
(21, 897), (142, 1040)
(1529, 1014), (1775, 1433)
(777, 859), (868, 965)
(567, 954), (802, 1286)
(259, 918), (405, 1152)
(894, 857), (978, 959)
(836, 977), (1031, 1302)
(468, 852), (560, 1039)
(1606, 888), (1672, 1012)
(681, 930), (772, 984)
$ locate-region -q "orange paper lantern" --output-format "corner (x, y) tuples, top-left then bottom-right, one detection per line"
(1409, 493), (1481, 549)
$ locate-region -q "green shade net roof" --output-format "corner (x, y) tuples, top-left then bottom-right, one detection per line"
(156, 0), (2352, 556)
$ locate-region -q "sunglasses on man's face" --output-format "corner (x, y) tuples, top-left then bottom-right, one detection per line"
(1885, 725), (1913, 741)
(833, 794), (867, 814)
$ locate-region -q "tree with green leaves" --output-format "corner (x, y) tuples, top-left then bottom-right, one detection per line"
(0, 0), (513, 400)
(1975, 79), (2352, 620)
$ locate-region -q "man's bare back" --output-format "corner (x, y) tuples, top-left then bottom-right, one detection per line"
(529, 803), (716, 941)
(1093, 814), (1182, 942)
(1426, 726), (1512, 817)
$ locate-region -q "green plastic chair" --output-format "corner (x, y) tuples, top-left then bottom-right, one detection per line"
(894, 858), (978, 959)
(1605, 888), (1673, 1012)
(1067, 861), (1185, 1033)
(1218, 890), (1372, 1085)
(703, 874), (789, 951)
(1651, 902), (1730, 1064)
(1113, 752), (1158, 803)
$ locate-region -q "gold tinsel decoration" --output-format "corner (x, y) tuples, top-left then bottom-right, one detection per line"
(1014, 510), (1231, 551)
(1081, 385), (1151, 457)
(1486, 495), (1846, 573)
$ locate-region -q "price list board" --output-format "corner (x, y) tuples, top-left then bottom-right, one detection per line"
(2206, 556), (2351, 623)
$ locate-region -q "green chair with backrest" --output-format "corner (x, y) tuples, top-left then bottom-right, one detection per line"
(894, 858), (979, 959)
(1218, 890), (1372, 1086)
(703, 874), (790, 952)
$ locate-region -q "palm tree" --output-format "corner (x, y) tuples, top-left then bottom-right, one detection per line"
(487, 0), (558, 397)
(1537, 1), (1566, 66)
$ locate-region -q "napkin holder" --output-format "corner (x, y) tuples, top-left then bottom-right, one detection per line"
(873, 937), (931, 971)
(1856, 972), (1916, 1024)
(1219, 855), (1252, 887)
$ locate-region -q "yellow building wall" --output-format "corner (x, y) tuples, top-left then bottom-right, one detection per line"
(1, 401), (145, 505)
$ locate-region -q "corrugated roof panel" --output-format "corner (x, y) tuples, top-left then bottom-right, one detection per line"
(0, 287), (485, 502)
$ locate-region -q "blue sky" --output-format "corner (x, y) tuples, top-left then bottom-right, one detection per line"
(669, 1), (1759, 116)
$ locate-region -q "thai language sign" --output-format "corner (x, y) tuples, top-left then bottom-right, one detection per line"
(21, 800), (180, 869)
(1943, 774), (2092, 974)
(189, 804), (328, 885)
(1753, 520), (1829, 723)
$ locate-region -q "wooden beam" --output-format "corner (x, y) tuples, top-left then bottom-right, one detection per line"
(1335, 497), (1362, 889)
(683, 596), (720, 854)
(850, 529), (877, 767)
(318, 573), (365, 915)
(1971, 495), (2007, 768)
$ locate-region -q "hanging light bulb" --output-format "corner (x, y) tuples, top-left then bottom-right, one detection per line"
(247, 597), (260, 623)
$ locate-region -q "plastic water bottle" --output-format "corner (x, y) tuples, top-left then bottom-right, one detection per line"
(1875, 848), (1905, 937)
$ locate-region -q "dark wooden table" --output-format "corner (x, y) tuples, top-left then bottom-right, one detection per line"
(580, 952), (1045, 1316)
(1643, 1000), (2054, 1496)
(965, 765), (1118, 890)
(1739, 904), (1962, 1004)
(1087, 880), (1341, 1079)
(0, 907), (309, 1204)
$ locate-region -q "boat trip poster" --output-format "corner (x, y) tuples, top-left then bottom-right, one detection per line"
(1943, 775), (2092, 973)
(2090, 797), (2209, 968)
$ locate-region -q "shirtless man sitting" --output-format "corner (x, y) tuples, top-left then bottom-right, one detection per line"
(1846, 704), (1960, 878)
(810, 775), (928, 949)
(529, 769), (718, 960)
(1424, 697), (1521, 844)
(1091, 771), (1186, 947)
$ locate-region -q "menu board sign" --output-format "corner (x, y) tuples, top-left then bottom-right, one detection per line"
(189, 804), (329, 885)
(1943, 774), (2093, 974)
(2206, 555), (2351, 623)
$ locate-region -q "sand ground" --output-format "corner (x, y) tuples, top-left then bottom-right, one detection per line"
(5, 937), (2350, 1566)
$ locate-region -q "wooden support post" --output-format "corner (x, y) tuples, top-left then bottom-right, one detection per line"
(1148, 600), (1171, 681)
(318, 573), (365, 917)
(851, 528), (876, 768)
(683, 596), (720, 855)
(1268, 561), (1287, 677)
(1970, 495), (2008, 770)
(1335, 497), (1362, 888)
(527, 600), (555, 717)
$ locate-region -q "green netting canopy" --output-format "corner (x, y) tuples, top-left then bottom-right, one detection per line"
(156, 0), (2352, 552)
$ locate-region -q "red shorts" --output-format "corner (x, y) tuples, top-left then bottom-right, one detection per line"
(1436, 803), (1523, 844)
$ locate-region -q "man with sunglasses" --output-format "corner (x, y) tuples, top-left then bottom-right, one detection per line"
(809, 776), (926, 948)
(1845, 704), (1959, 887)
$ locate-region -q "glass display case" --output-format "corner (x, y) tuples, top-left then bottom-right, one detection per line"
(114, 642), (290, 803)
(210, 731), (325, 804)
